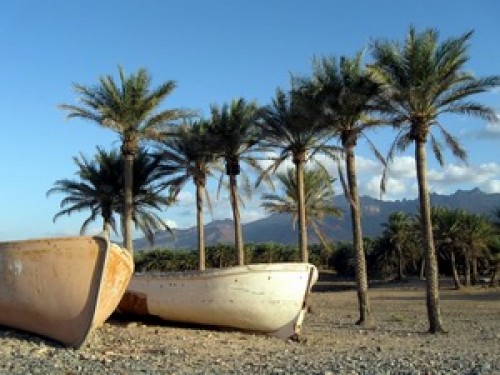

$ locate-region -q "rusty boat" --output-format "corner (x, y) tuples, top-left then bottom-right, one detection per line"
(0, 233), (133, 348)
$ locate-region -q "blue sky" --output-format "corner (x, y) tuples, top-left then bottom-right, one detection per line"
(1, 1), (499, 242)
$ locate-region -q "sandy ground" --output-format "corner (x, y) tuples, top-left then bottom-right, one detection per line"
(0, 276), (499, 374)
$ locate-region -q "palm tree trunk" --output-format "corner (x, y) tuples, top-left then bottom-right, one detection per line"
(415, 138), (445, 333)
(346, 146), (373, 327)
(102, 206), (112, 235)
(103, 221), (112, 234)
(471, 257), (478, 285)
(196, 181), (206, 271)
(294, 154), (308, 263)
(464, 256), (471, 287)
(490, 263), (499, 287)
(123, 154), (134, 253)
(450, 251), (462, 290)
(397, 244), (404, 280)
(229, 174), (244, 265)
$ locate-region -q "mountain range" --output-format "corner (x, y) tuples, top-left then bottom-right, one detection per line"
(134, 188), (500, 250)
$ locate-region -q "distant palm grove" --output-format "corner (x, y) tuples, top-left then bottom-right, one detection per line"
(51, 27), (500, 333)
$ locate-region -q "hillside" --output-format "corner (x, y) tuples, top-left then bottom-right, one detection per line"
(134, 188), (500, 250)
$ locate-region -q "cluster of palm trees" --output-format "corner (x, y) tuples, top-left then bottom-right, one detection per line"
(378, 208), (500, 288)
(51, 26), (500, 334)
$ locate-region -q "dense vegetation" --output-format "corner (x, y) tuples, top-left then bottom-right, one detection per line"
(135, 206), (500, 288)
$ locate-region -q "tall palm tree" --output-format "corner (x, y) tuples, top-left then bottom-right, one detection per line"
(258, 88), (336, 262)
(305, 52), (385, 326)
(60, 66), (189, 252)
(47, 147), (171, 246)
(155, 121), (219, 270)
(261, 167), (341, 249)
(208, 98), (260, 266)
(370, 27), (500, 333)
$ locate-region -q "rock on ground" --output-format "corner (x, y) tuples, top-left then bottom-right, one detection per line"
(0, 278), (499, 374)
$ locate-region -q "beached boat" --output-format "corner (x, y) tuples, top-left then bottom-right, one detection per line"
(0, 233), (134, 348)
(118, 263), (318, 339)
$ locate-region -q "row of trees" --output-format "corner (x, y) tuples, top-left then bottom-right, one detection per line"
(52, 26), (500, 334)
(133, 206), (500, 289)
(50, 149), (500, 286)
(377, 208), (500, 287)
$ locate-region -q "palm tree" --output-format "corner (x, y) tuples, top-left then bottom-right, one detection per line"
(47, 147), (171, 245)
(431, 207), (464, 289)
(382, 211), (415, 281)
(258, 88), (336, 262)
(60, 66), (189, 252)
(126, 148), (173, 246)
(459, 211), (495, 286)
(489, 208), (500, 286)
(261, 167), (341, 249)
(155, 121), (219, 270)
(492, 208), (500, 229)
(208, 98), (261, 266)
(369, 27), (500, 333)
(47, 147), (120, 234)
(487, 235), (500, 287)
(305, 52), (385, 326)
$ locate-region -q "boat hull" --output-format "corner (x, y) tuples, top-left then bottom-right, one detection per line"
(0, 234), (133, 348)
(118, 263), (317, 338)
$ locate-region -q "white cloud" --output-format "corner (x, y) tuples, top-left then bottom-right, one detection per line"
(385, 156), (416, 179)
(354, 158), (500, 200)
(157, 155), (500, 231)
(354, 155), (382, 174)
(175, 191), (195, 206)
(427, 164), (468, 183)
(481, 179), (500, 194)
(241, 209), (267, 224)
(428, 162), (500, 186)
(362, 176), (415, 201)
(383, 178), (408, 197)
(312, 154), (337, 174)
(164, 219), (178, 229)
(476, 119), (500, 139)
(362, 176), (382, 198)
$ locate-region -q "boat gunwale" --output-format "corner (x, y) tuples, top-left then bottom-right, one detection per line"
(132, 263), (316, 281)
(0, 235), (101, 250)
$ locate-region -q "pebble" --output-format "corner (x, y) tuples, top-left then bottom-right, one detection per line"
(0, 283), (499, 374)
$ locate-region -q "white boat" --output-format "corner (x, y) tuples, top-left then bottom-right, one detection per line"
(0, 234), (134, 348)
(118, 263), (318, 338)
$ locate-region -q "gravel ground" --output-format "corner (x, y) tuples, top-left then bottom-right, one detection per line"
(0, 278), (499, 374)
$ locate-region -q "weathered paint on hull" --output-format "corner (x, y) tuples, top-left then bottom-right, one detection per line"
(118, 263), (318, 338)
(0, 235), (133, 348)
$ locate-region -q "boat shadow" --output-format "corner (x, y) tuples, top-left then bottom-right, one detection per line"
(108, 312), (240, 334)
(0, 324), (64, 348)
